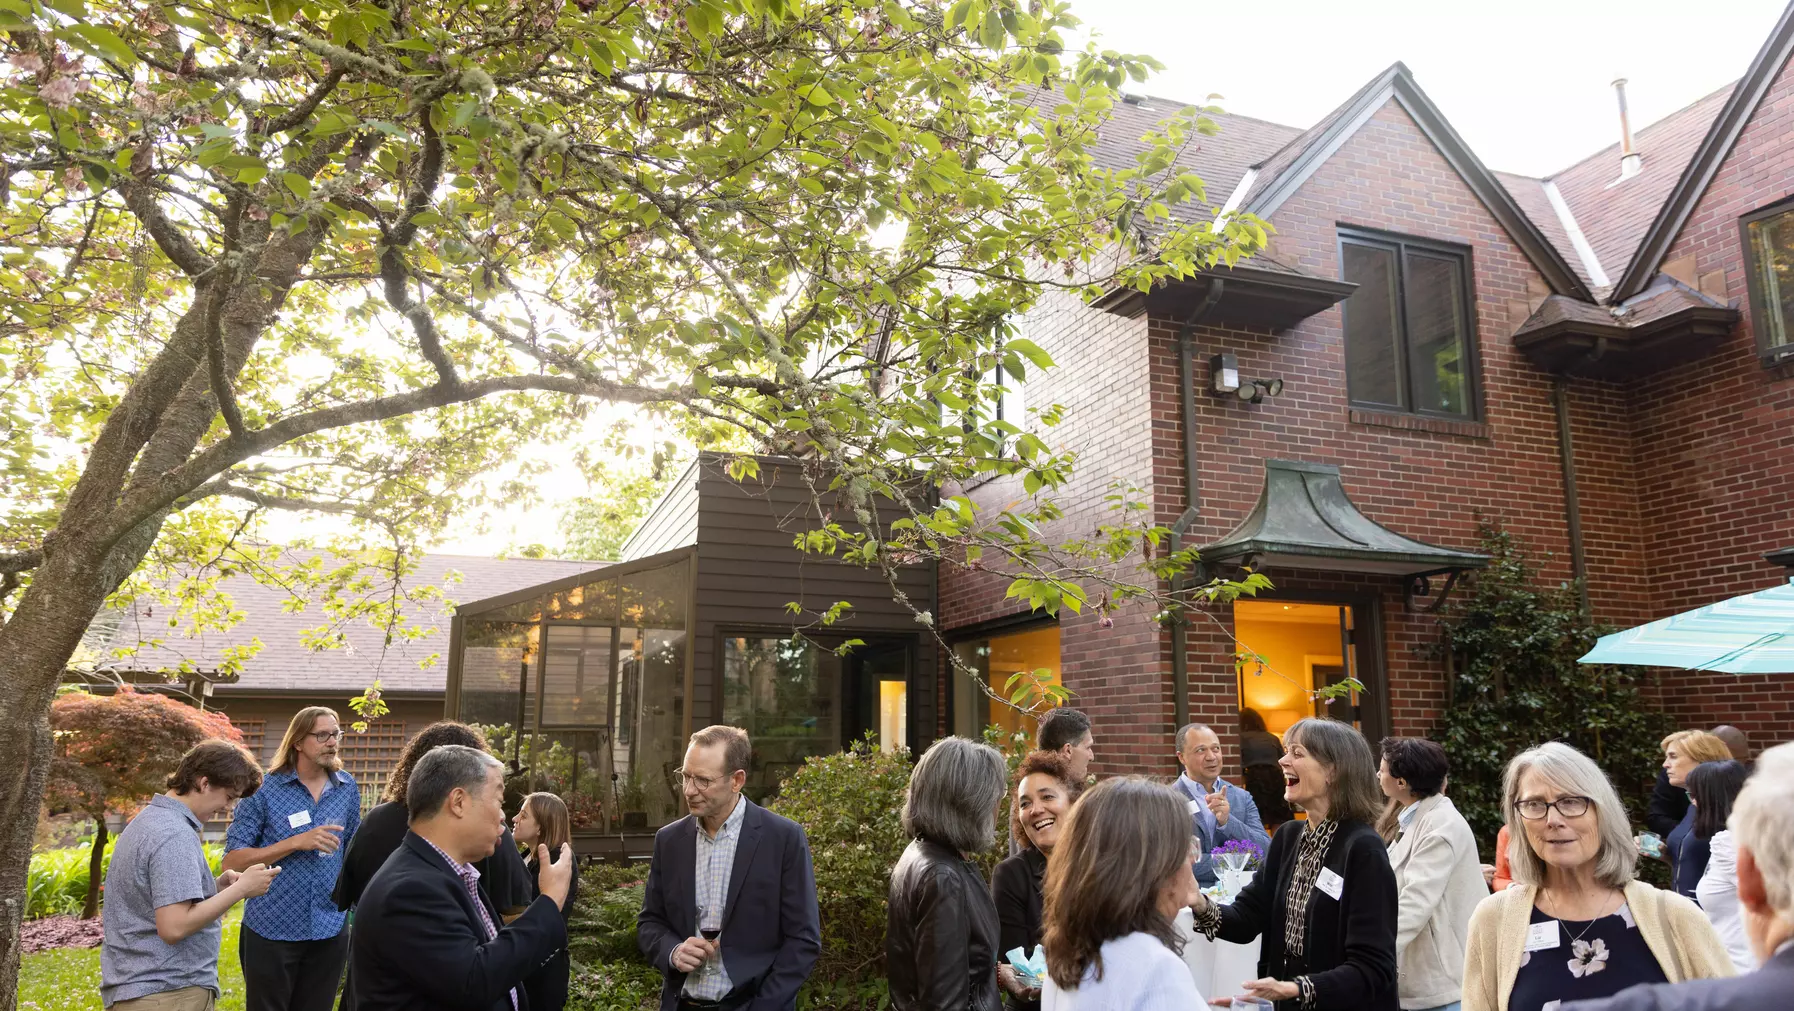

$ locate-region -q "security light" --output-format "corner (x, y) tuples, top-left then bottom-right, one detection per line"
(1209, 353), (1240, 395)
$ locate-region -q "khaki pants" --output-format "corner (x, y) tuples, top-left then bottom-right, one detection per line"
(110, 986), (216, 1011)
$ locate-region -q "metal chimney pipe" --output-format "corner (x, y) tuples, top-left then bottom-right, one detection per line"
(1613, 78), (1641, 179)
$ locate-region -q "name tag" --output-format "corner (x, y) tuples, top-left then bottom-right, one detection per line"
(1525, 920), (1561, 952)
(288, 810), (312, 829)
(1187, 798), (1204, 815)
(1315, 868), (1344, 900)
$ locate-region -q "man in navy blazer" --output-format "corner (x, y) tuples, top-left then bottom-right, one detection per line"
(1174, 722), (1272, 887)
(350, 746), (574, 1011)
(639, 726), (820, 1011)
(1564, 741), (1794, 1011)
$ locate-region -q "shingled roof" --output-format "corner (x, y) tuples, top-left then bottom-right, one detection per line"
(82, 552), (604, 694)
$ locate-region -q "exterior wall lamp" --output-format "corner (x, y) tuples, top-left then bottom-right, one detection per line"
(1209, 353), (1283, 403)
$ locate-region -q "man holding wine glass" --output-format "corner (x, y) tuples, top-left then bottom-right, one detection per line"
(638, 726), (821, 1011)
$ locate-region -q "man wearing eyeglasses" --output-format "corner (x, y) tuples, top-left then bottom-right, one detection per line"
(1174, 722), (1271, 887)
(224, 707), (363, 1011)
(638, 725), (820, 1011)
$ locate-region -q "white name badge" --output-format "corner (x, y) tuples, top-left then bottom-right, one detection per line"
(1525, 920), (1562, 952)
(288, 810), (313, 829)
(1315, 867), (1344, 900)
(1187, 798), (1204, 815)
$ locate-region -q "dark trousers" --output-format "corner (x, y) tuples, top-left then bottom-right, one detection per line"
(240, 925), (350, 1011)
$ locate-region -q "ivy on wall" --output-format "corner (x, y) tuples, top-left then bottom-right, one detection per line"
(1425, 524), (1673, 863)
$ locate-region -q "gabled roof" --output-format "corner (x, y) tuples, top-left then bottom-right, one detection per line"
(1234, 63), (1593, 302)
(1545, 83), (1736, 296)
(81, 551), (603, 694)
(1612, 1), (1794, 299)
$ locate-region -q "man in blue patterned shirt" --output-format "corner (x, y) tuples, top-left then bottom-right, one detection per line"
(224, 707), (362, 1011)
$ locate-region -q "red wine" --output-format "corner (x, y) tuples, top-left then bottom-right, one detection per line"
(700, 928), (720, 941)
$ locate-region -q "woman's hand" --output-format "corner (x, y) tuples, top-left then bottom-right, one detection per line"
(996, 964), (1039, 1000)
(1240, 977), (1300, 1001)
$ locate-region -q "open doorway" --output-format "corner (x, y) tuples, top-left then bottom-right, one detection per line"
(1231, 599), (1385, 741)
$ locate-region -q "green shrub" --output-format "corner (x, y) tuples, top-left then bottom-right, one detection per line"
(565, 960), (662, 1011)
(27, 842), (223, 920)
(580, 861), (651, 894)
(796, 976), (892, 1010)
(768, 735), (913, 985)
(568, 883), (649, 966)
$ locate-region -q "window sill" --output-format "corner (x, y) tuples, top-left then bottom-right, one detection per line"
(1349, 408), (1489, 440)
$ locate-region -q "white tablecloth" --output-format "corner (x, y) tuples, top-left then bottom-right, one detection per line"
(1175, 907), (1263, 1003)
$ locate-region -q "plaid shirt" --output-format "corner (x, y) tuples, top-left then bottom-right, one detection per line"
(421, 837), (518, 1011)
(685, 797), (748, 1000)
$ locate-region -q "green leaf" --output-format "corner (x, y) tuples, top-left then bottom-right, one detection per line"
(948, 0), (978, 30)
(802, 84), (836, 107)
(66, 24), (137, 65)
(282, 173), (312, 200)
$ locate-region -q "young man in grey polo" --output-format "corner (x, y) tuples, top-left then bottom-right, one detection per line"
(103, 740), (282, 1010)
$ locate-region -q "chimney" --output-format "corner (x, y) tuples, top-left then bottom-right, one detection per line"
(1612, 78), (1642, 181)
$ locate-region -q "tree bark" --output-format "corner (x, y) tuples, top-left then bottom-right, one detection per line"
(0, 692), (54, 1011)
(82, 817), (109, 920)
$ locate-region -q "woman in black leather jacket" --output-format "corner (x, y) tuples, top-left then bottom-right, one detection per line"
(887, 736), (1010, 1011)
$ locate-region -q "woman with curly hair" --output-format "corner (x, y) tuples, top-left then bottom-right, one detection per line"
(991, 751), (1086, 1010)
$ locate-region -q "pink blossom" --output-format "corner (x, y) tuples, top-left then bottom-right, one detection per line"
(40, 75), (78, 108)
(62, 164), (87, 191)
(9, 52), (43, 73)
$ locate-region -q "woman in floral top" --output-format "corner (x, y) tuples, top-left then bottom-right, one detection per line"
(1460, 743), (1734, 1011)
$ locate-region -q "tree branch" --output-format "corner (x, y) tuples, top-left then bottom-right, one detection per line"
(119, 181), (216, 277)
(0, 548), (43, 574)
(263, 66), (347, 134)
(201, 282), (247, 441)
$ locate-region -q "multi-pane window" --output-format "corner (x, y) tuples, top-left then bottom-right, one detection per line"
(1339, 231), (1478, 418)
(1742, 200), (1794, 359)
(340, 720), (409, 812)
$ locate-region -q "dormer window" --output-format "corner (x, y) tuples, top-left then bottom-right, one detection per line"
(1338, 229), (1480, 419)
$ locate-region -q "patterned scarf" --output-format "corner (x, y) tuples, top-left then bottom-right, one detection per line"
(1282, 818), (1338, 959)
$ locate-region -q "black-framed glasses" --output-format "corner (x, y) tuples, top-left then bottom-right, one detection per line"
(1514, 796), (1593, 820)
(309, 729), (343, 744)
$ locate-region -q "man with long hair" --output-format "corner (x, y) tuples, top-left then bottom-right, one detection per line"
(224, 707), (363, 1011)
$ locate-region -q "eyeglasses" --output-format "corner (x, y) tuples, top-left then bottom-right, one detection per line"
(1514, 796), (1593, 820)
(674, 769), (730, 791)
(309, 730), (343, 744)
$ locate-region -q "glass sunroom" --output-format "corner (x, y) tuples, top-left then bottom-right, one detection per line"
(444, 548), (695, 837)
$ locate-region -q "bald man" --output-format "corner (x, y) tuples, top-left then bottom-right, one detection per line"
(1712, 725), (1753, 764)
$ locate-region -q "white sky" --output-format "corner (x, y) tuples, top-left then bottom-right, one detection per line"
(271, 0), (1792, 556)
(1077, 0), (1788, 178)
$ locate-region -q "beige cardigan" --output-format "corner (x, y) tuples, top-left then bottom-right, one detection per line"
(1387, 795), (1490, 1009)
(1461, 880), (1736, 1011)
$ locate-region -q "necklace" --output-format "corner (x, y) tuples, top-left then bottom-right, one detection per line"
(1543, 888), (1622, 944)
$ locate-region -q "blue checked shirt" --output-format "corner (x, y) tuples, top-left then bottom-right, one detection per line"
(685, 796), (747, 1000)
(226, 768), (360, 941)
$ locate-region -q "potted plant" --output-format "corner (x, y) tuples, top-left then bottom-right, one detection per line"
(618, 773), (648, 829)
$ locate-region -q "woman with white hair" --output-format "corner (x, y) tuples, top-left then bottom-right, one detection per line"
(887, 736), (1010, 1011)
(1461, 742), (1733, 1011)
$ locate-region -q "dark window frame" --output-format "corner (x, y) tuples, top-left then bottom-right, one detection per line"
(1738, 194), (1794, 365)
(1337, 226), (1483, 421)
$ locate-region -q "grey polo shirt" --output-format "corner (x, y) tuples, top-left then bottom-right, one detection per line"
(101, 794), (221, 1007)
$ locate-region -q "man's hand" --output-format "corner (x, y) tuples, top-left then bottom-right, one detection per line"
(537, 843), (574, 910)
(1206, 789), (1231, 827)
(230, 863), (281, 900)
(670, 936), (717, 973)
(296, 824), (345, 854)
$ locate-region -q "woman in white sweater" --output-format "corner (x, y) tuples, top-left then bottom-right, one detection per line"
(1378, 738), (1490, 1011)
(1688, 759), (1756, 972)
(1040, 777), (1203, 1010)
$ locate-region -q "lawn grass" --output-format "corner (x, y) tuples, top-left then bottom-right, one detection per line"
(16, 908), (247, 1011)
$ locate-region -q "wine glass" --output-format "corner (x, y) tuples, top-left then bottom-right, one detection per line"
(697, 905), (722, 981)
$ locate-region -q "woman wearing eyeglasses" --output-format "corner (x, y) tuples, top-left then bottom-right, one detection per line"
(1460, 742), (1733, 1011)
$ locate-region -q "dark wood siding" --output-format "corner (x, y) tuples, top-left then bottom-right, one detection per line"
(691, 454), (938, 748)
(620, 458), (700, 561)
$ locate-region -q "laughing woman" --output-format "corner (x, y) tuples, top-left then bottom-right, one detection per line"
(1189, 717), (1399, 1011)
(992, 751), (1086, 1011)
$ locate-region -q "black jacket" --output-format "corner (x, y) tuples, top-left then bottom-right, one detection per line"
(887, 838), (1002, 1011)
(521, 855), (580, 1011)
(349, 832), (567, 1011)
(989, 847), (1046, 1011)
(636, 798), (820, 1011)
(1216, 819), (1398, 1011)
(1561, 943), (1794, 1011)
(334, 801), (534, 914)
(1646, 767), (1691, 839)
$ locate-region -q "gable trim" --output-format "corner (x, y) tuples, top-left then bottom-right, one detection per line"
(1245, 63), (1593, 301)
(1612, 0), (1794, 300)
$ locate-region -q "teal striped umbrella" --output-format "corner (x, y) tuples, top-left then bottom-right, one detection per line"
(1579, 578), (1794, 674)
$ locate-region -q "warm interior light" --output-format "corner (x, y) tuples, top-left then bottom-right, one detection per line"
(879, 680), (908, 753)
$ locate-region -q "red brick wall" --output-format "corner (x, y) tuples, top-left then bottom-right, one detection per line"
(1613, 51), (1794, 744)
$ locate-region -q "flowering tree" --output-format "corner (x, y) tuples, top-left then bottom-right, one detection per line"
(0, 0), (1271, 995)
(44, 687), (241, 919)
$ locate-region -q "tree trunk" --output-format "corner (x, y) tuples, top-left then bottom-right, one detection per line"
(82, 816), (109, 920)
(0, 699), (54, 1011)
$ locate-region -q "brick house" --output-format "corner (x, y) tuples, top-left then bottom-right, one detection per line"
(938, 4), (1794, 776)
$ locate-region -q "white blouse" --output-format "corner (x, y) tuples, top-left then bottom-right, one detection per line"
(1695, 829), (1758, 973)
(1041, 931), (1205, 1011)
